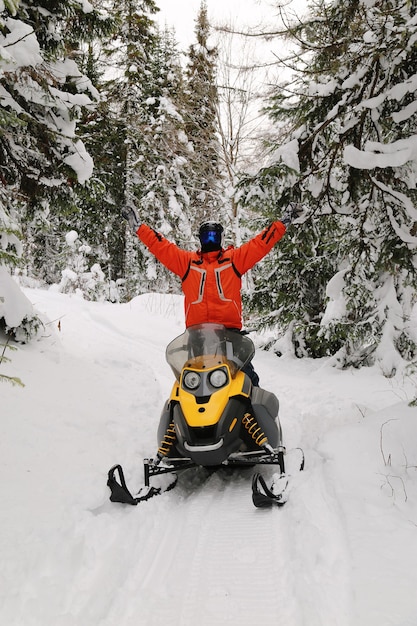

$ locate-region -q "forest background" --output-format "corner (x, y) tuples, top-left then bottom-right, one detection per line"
(1, 0), (417, 389)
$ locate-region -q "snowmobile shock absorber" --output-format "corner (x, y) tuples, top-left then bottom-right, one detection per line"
(157, 422), (177, 458)
(242, 413), (268, 447)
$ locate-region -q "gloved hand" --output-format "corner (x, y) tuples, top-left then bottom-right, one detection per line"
(122, 205), (140, 232)
(280, 203), (304, 227)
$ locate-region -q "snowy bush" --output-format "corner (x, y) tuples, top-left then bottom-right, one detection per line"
(53, 231), (120, 302)
(0, 265), (42, 342)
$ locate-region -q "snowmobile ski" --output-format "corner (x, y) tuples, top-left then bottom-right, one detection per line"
(107, 464), (177, 505)
(108, 446), (304, 507)
(252, 472), (288, 508)
(251, 447), (305, 508)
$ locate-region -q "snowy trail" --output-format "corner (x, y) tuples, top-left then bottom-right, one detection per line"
(88, 469), (304, 626)
(2, 290), (417, 625)
(136, 471), (299, 626)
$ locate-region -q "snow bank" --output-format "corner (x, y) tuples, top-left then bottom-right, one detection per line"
(0, 265), (36, 330)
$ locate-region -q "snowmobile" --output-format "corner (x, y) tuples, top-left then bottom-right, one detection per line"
(107, 323), (304, 508)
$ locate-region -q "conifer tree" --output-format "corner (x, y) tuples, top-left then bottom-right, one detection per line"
(130, 27), (195, 292)
(94, 0), (159, 298)
(99, 5), (196, 297)
(59, 1), (127, 295)
(20, 1), (116, 288)
(184, 1), (224, 229)
(0, 0), (100, 336)
(241, 0), (417, 373)
(1, 0), (100, 204)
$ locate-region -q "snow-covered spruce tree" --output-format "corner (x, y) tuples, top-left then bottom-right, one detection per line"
(1, 0), (99, 212)
(18, 2), (118, 284)
(50, 3), (129, 299)
(184, 1), (225, 229)
(101, 0), (166, 300)
(67, 10), (192, 303)
(101, 4), (198, 298)
(0, 99), (21, 278)
(85, 0), (169, 299)
(126, 27), (195, 293)
(0, 0), (99, 337)
(240, 0), (417, 374)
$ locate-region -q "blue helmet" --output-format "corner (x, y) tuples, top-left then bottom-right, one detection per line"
(198, 222), (224, 252)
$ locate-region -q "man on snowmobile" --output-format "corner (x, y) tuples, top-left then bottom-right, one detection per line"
(122, 206), (301, 384)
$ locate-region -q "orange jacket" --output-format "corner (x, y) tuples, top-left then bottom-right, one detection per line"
(136, 221), (286, 329)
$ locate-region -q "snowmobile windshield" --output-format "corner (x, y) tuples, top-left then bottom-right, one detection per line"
(166, 323), (255, 381)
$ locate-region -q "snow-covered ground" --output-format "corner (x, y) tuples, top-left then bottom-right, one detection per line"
(2, 288), (417, 626)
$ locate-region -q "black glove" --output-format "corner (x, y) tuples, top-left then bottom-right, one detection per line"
(122, 205), (140, 232)
(280, 203), (304, 227)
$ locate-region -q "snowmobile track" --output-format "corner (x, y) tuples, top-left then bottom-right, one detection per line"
(134, 469), (303, 626)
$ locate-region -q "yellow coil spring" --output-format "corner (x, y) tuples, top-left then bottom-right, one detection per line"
(242, 413), (268, 447)
(158, 422), (177, 457)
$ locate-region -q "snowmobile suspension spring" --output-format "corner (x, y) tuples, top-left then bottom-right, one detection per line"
(242, 413), (268, 447)
(158, 422), (177, 458)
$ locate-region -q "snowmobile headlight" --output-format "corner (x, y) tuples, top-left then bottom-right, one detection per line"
(183, 371), (201, 390)
(209, 368), (228, 388)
